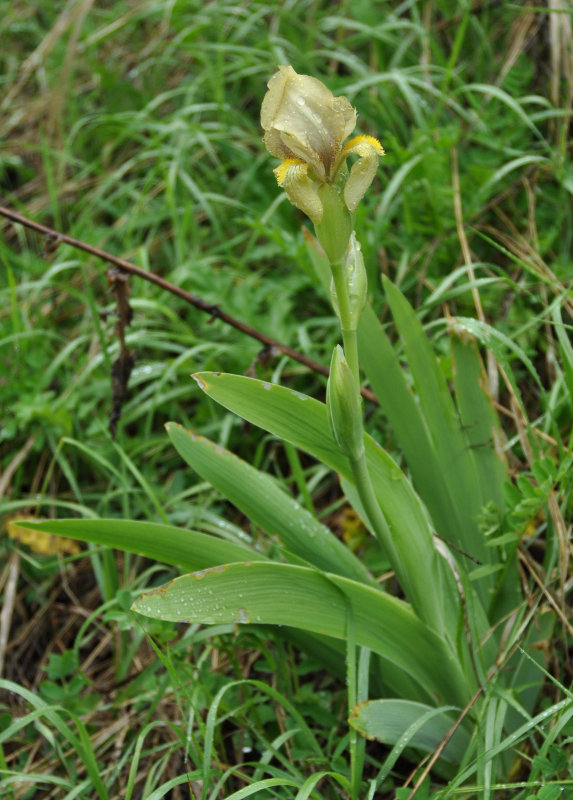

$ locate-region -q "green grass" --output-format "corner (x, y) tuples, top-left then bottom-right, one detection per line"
(1, 1), (572, 798)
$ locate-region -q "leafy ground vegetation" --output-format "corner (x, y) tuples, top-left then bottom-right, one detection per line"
(1, 1), (572, 798)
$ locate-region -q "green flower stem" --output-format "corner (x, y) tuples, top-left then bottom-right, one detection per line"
(346, 604), (359, 800)
(330, 259), (360, 386)
(329, 258), (394, 557)
(349, 447), (395, 558)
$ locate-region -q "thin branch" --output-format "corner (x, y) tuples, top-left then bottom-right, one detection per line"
(0, 203), (378, 404)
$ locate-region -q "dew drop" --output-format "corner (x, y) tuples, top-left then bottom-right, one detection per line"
(296, 96), (305, 106)
(235, 607), (250, 623)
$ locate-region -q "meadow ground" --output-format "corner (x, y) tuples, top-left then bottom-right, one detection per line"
(1, 2), (572, 798)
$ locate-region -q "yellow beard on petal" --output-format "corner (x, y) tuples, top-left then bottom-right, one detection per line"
(341, 135), (385, 158)
(273, 158), (324, 224)
(273, 158), (306, 185)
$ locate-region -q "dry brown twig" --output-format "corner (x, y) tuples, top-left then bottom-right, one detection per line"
(0, 204), (379, 406)
(107, 266), (135, 436)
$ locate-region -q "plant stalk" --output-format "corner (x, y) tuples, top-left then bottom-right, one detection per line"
(329, 259), (360, 387)
(349, 449), (395, 557)
(329, 255), (394, 555)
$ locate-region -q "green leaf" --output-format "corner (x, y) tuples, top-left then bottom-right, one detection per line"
(357, 303), (461, 558)
(450, 330), (507, 513)
(193, 373), (344, 471)
(382, 278), (492, 569)
(449, 335), (521, 623)
(45, 650), (78, 680)
(17, 519), (264, 572)
(452, 316), (542, 391)
(192, 372), (450, 635)
(535, 787), (565, 800)
(17, 518), (361, 690)
(531, 755), (555, 775)
(166, 422), (373, 586)
(350, 698), (471, 763)
(132, 561), (472, 707)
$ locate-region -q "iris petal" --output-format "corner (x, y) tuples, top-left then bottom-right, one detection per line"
(261, 65), (357, 180)
(340, 136), (385, 213)
(262, 68), (384, 223)
(273, 159), (324, 224)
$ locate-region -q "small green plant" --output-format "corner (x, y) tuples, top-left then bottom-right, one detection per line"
(20, 65), (567, 798)
(39, 651), (100, 716)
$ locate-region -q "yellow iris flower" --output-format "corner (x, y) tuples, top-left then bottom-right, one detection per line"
(261, 66), (384, 225)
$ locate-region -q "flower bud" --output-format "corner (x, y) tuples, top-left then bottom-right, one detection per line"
(326, 345), (364, 460)
(330, 232), (368, 330)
